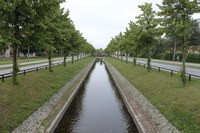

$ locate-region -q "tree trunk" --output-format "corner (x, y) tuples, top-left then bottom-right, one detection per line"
(80, 53), (82, 59)
(133, 52), (138, 66)
(72, 51), (74, 64)
(181, 14), (187, 86)
(63, 51), (66, 67)
(121, 52), (123, 62)
(12, 9), (19, 85)
(181, 37), (187, 85)
(117, 51), (120, 59)
(48, 51), (53, 72)
(173, 37), (177, 61)
(27, 46), (30, 61)
(126, 52), (128, 63)
(147, 49), (151, 72)
(133, 56), (137, 66)
(77, 52), (79, 61)
(12, 43), (18, 84)
(181, 51), (187, 85)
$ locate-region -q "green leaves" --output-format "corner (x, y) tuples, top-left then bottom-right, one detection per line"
(0, 0), (95, 83)
(158, 0), (200, 85)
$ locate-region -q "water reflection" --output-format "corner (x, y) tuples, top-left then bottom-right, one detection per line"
(54, 61), (138, 133)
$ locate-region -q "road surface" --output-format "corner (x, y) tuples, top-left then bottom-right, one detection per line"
(116, 56), (200, 78)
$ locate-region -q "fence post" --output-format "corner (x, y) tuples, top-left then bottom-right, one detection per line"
(158, 67), (160, 72)
(171, 70), (173, 76)
(46, 65), (47, 69)
(24, 70), (26, 75)
(2, 75), (4, 82)
(189, 75), (191, 82)
(37, 68), (38, 71)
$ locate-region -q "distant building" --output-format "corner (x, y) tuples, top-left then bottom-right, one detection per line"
(0, 44), (36, 58)
(5, 45), (11, 57)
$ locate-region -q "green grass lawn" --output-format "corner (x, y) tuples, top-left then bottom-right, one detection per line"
(107, 57), (200, 132)
(0, 57), (93, 132)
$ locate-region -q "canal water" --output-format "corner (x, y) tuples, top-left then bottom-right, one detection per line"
(54, 61), (139, 133)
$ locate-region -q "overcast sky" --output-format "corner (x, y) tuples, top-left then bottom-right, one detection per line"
(61, 0), (199, 49)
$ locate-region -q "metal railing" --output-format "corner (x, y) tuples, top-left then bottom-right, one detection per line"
(0, 55), (91, 82)
(0, 60), (71, 82)
(136, 62), (199, 82)
(113, 56), (200, 82)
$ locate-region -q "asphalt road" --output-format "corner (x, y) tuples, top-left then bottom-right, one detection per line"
(119, 56), (200, 78)
(0, 59), (71, 75)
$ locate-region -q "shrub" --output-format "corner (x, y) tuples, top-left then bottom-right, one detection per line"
(153, 52), (200, 63)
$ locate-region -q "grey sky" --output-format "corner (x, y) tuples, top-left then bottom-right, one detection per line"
(61, 0), (199, 49)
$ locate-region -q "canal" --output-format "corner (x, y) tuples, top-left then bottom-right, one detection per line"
(54, 60), (139, 133)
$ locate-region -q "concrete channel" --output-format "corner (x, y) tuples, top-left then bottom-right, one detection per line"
(13, 57), (179, 133)
(53, 58), (138, 132)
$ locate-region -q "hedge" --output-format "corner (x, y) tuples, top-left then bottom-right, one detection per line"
(153, 53), (200, 63)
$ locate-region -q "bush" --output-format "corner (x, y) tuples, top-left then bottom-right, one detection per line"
(187, 53), (200, 63)
(153, 52), (200, 63)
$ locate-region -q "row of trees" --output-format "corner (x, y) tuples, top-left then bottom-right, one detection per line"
(0, 0), (95, 84)
(105, 1), (200, 85)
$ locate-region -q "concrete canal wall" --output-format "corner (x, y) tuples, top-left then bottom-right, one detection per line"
(105, 61), (180, 133)
(13, 58), (179, 133)
(12, 60), (95, 133)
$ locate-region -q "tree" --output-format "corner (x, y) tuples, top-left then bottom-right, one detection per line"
(136, 3), (159, 72)
(158, 0), (200, 85)
(122, 28), (132, 63)
(0, 0), (36, 84)
(157, 1), (181, 61)
(69, 29), (81, 64)
(127, 21), (141, 66)
(33, 0), (65, 72)
(52, 10), (72, 67)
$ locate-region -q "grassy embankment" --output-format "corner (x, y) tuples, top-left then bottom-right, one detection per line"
(0, 57), (93, 132)
(107, 57), (200, 132)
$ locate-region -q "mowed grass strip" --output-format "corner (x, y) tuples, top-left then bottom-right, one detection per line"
(0, 57), (93, 132)
(0, 57), (47, 65)
(107, 57), (200, 132)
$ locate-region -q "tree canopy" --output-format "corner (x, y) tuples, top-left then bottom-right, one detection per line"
(0, 0), (95, 84)
(105, 1), (200, 85)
